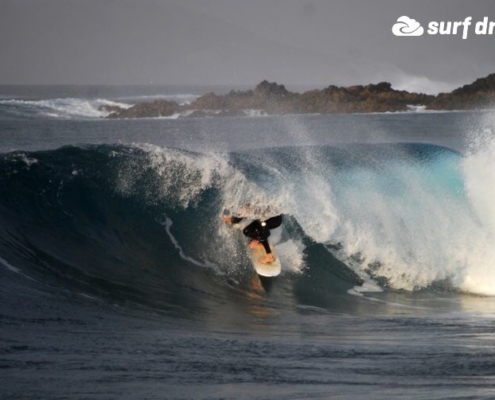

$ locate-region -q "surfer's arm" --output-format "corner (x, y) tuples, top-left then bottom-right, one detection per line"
(221, 215), (243, 224)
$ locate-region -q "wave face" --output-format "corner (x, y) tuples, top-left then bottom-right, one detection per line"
(1, 141), (495, 314)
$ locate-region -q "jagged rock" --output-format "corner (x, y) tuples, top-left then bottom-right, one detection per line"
(254, 80), (289, 97)
(427, 72), (495, 110)
(295, 82), (433, 113)
(367, 82), (392, 93)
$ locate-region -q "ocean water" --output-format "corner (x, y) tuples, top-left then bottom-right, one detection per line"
(2, 87), (495, 399)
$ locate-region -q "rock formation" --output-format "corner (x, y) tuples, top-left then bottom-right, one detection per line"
(101, 73), (495, 118)
(428, 73), (495, 110)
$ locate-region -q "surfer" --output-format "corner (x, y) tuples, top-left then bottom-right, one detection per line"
(222, 207), (282, 264)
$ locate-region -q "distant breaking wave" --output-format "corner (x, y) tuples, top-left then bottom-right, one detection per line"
(0, 93), (198, 120)
(0, 98), (132, 119)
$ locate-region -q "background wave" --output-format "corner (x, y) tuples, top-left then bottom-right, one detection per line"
(0, 98), (132, 119)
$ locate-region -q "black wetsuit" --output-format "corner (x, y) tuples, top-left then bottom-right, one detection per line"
(231, 215), (283, 254)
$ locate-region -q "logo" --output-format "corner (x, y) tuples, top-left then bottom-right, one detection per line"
(392, 16), (424, 36)
(392, 16), (495, 39)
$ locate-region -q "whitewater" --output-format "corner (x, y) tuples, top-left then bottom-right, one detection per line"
(2, 87), (495, 399)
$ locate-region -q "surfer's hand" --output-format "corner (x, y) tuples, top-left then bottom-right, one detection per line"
(221, 215), (232, 224)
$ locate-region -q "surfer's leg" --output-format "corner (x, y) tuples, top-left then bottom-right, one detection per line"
(259, 238), (275, 264)
(259, 239), (272, 254)
(250, 273), (264, 292)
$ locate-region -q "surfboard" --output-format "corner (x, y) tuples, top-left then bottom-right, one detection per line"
(248, 244), (282, 277)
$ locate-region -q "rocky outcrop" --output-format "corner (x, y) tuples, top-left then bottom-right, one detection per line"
(428, 73), (495, 110)
(102, 73), (495, 118)
(292, 82), (434, 113)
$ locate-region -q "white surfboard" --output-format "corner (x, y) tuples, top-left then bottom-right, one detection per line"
(248, 244), (282, 277)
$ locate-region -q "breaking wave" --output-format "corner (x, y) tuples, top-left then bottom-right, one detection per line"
(2, 138), (495, 316)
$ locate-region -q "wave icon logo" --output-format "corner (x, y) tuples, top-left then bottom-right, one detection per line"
(392, 16), (424, 36)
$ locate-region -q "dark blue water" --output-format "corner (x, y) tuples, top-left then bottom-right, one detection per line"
(2, 87), (495, 399)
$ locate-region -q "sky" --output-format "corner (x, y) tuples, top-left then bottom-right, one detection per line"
(1, 0), (495, 93)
